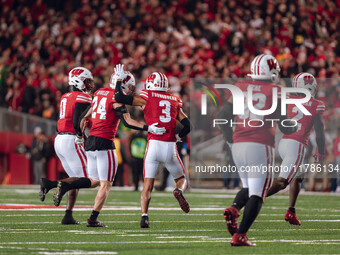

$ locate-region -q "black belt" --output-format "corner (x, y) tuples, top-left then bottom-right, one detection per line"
(58, 132), (75, 135)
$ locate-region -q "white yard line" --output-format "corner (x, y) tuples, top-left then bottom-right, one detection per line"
(2, 239), (340, 245)
(1, 219), (340, 225)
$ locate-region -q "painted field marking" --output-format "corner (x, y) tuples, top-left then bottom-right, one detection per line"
(2, 239), (340, 245)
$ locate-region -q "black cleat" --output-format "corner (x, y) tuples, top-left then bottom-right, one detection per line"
(87, 219), (107, 227)
(61, 216), (81, 225)
(140, 215), (150, 228)
(173, 188), (190, 213)
(53, 181), (70, 207)
(40, 178), (52, 202)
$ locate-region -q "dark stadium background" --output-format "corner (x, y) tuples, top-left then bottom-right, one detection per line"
(0, 0), (339, 189)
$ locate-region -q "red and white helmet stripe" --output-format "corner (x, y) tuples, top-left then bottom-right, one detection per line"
(248, 54), (280, 83)
(292, 72), (317, 97)
(145, 72), (169, 92)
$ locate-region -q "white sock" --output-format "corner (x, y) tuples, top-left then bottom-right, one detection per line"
(142, 213), (148, 217)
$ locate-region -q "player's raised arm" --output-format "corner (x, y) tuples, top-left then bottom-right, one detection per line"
(274, 99), (297, 135)
(113, 103), (165, 135)
(177, 108), (193, 139)
(113, 64), (146, 107)
(313, 114), (325, 162)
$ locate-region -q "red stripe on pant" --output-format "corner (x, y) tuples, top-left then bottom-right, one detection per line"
(143, 142), (150, 178)
(288, 146), (304, 184)
(79, 145), (88, 177)
(75, 144), (87, 177)
(261, 145), (270, 199)
(175, 147), (185, 175)
(287, 144), (302, 183)
(111, 150), (116, 182)
(267, 147), (273, 191)
(107, 150), (112, 181)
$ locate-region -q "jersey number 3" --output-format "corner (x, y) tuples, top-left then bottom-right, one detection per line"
(159, 100), (171, 123)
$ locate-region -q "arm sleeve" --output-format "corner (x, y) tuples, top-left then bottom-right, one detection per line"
(114, 80), (134, 105)
(314, 114), (325, 154)
(73, 103), (91, 137)
(216, 102), (235, 143)
(139, 90), (149, 101)
(114, 105), (148, 131)
(315, 102), (326, 114)
(178, 117), (193, 138)
(274, 99), (297, 135)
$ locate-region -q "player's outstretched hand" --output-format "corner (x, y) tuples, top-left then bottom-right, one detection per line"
(74, 136), (84, 145)
(175, 134), (182, 143)
(148, 123), (166, 135)
(114, 64), (127, 80)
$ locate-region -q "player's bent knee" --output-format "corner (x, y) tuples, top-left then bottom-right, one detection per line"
(89, 178), (100, 188)
(276, 177), (288, 190)
(99, 181), (112, 190)
(174, 175), (185, 182)
(249, 195), (263, 202)
(296, 177), (304, 183)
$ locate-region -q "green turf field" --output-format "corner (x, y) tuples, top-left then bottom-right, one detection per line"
(0, 186), (339, 255)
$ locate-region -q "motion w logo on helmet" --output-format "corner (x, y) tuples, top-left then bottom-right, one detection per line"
(267, 59), (277, 71)
(71, 68), (84, 76)
(304, 75), (314, 85)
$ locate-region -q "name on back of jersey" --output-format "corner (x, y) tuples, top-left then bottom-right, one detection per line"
(96, 90), (110, 96)
(151, 92), (178, 101)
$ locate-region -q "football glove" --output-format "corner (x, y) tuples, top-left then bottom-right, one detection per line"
(74, 136), (84, 145)
(175, 134), (182, 143)
(313, 152), (325, 163)
(148, 123), (166, 135)
(114, 64), (127, 80)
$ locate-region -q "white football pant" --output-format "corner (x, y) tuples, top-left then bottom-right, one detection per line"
(54, 134), (88, 178)
(86, 149), (118, 182)
(144, 140), (185, 179)
(232, 142), (274, 201)
(278, 139), (306, 183)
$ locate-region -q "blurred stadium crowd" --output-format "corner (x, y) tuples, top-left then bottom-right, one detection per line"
(0, 0), (339, 190)
(0, 0), (339, 120)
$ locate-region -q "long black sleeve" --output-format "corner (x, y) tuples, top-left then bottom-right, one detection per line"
(314, 114), (325, 154)
(217, 102), (235, 143)
(114, 80), (134, 105)
(114, 105), (148, 131)
(178, 117), (193, 138)
(73, 103), (91, 137)
(274, 99), (297, 135)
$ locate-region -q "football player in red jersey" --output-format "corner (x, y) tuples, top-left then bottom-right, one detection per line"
(53, 70), (166, 227)
(39, 67), (94, 225)
(217, 54), (297, 246)
(114, 64), (193, 228)
(266, 73), (325, 225)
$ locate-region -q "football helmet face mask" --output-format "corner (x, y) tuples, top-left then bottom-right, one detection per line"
(109, 71), (136, 95)
(292, 72), (317, 97)
(248, 54), (281, 83)
(145, 72), (168, 92)
(68, 67), (94, 94)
